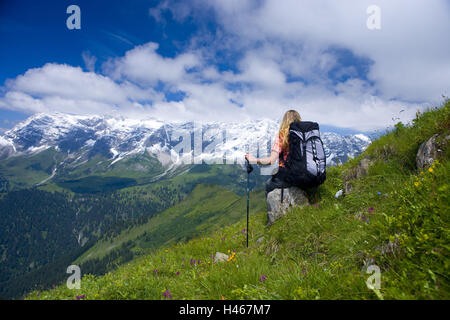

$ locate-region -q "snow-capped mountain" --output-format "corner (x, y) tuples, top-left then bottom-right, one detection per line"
(0, 112), (371, 172)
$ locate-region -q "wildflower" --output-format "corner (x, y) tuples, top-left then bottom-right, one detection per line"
(377, 192), (381, 195)
(163, 289), (172, 299)
(302, 268), (307, 277)
(221, 296), (226, 300)
(210, 254), (215, 260)
(414, 181), (420, 187)
(153, 269), (158, 274)
(165, 249), (168, 253)
(37, 292), (40, 297)
(181, 264), (184, 268)
(221, 237), (226, 241)
(176, 271), (180, 276)
(76, 294), (86, 300)
(362, 216), (367, 221)
(241, 228), (246, 234)
(260, 274), (267, 282)
(420, 171), (424, 175)
(368, 207), (374, 213)
(428, 167), (433, 173)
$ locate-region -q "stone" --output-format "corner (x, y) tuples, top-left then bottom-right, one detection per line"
(266, 186), (309, 225)
(334, 189), (343, 198)
(416, 134), (449, 170)
(214, 252), (229, 263)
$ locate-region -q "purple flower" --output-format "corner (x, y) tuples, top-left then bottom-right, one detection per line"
(163, 289), (172, 299)
(259, 274), (267, 282)
(181, 264), (184, 268)
(221, 236), (226, 241)
(368, 207), (374, 213)
(153, 269), (158, 274)
(210, 254), (215, 260)
(76, 294), (86, 300)
(313, 203), (320, 207)
(362, 216), (367, 221)
(377, 192), (381, 195)
(176, 271), (180, 276)
(241, 228), (246, 234)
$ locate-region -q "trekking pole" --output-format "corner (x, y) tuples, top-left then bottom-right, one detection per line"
(245, 158), (253, 248)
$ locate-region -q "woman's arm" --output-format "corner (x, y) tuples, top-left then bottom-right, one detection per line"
(245, 151), (278, 166)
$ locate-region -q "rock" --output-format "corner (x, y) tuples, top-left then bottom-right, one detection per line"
(416, 134), (449, 170)
(334, 189), (343, 198)
(256, 237), (264, 244)
(214, 252), (229, 263)
(266, 187), (309, 225)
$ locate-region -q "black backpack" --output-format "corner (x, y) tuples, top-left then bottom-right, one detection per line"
(278, 121), (326, 188)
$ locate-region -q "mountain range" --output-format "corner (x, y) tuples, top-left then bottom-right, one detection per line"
(0, 112), (371, 190)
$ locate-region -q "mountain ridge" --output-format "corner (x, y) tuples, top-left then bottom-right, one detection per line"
(0, 112), (371, 188)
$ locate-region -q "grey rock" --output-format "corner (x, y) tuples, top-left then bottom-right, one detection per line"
(214, 252), (229, 263)
(266, 187), (309, 225)
(334, 189), (343, 198)
(256, 237), (264, 244)
(416, 134), (447, 170)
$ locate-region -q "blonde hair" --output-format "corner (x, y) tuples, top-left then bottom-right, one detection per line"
(279, 110), (302, 150)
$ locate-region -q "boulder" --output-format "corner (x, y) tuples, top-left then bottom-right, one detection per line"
(214, 252), (229, 263)
(416, 134), (449, 170)
(266, 187), (309, 225)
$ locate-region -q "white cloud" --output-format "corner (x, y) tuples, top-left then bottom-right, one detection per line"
(103, 42), (200, 85)
(1, 0), (448, 131)
(82, 51), (97, 72)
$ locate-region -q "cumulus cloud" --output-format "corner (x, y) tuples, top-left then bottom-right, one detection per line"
(1, 0), (448, 131)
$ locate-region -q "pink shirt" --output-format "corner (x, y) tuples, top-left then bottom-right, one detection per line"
(272, 134), (289, 167)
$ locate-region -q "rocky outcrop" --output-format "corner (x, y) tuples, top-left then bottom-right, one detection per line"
(416, 134), (449, 170)
(266, 187), (309, 225)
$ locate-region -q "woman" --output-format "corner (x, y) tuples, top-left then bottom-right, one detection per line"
(245, 110), (302, 196)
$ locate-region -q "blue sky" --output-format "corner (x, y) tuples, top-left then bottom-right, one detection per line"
(1, 0), (449, 132)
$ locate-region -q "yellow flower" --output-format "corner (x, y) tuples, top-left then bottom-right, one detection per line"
(414, 181), (420, 187)
(420, 171), (424, 175)
(428, 167), (433, 173)
(165, 249), (168, 253)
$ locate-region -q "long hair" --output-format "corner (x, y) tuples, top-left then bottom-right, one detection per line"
(279, 110), (302, 150)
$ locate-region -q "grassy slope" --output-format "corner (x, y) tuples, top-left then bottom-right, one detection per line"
(75, 184), (266, 264)
(28, 101), (449, 300)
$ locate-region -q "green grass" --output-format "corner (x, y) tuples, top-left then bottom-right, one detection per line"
(74, 184), (266, 264)
(27, 101), (450, 300)
(0, 148), (63, 189)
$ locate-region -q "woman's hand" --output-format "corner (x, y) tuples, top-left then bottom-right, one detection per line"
(245, 154), (257, 164)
